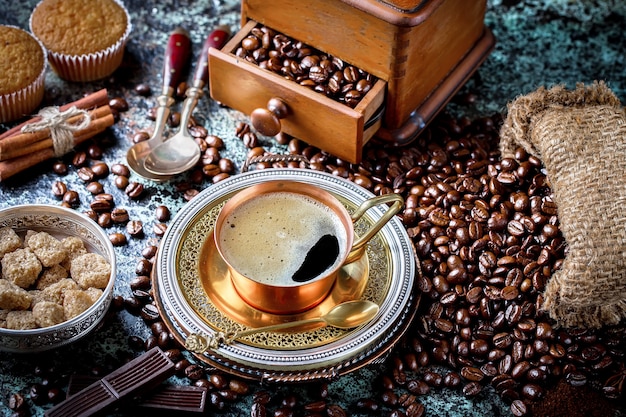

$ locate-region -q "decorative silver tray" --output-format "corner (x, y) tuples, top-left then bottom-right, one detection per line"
(153, 169), (418, 382)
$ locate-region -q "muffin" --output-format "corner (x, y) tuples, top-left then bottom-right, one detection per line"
(0, 25), (47, 123)
(29, 0), (131, 82)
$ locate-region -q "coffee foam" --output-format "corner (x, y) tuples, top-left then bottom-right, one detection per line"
(218, 192), (348, 286)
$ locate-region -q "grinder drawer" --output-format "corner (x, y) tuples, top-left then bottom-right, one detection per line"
(209, 20), (386, 163)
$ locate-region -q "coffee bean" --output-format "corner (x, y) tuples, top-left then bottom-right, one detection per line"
(510, 399), (528, 416)
(109, 96), (129, 112)
(135, 259), (152, 276)
(47, 387), (63, 404)
(406, 402), (425, 417)
(52, 161), (68, 175)
(51, 181), (67, 198)
(87, 144), (103, 160)
(72, 151), (88, 167)
(91, 161), (109, 177)
(155, 205), (170, 221)
(111, 208), (129, 223)
(128, 335), (144, 350)
(29, 383), (47, 405)
(407, 380), (430, 395)
(228, 379), (249, 395)
(135, 83), (152, 96)
(142, 245), (158, 259)
(250, 402), (267, 417)
(111, 163), (130, 177)
(8, 393), (25, 410)
(98, 213), (113, 228)
(90, 199), (113, 212)
(126, 220), (144, 237)
(109, 232), (127, 246)
(62, 190), (79, 206)
(168, 111), (181, 127)
(140, 303), (159, 321)
(125, 182), (144, 199)
(86, 181), (104, 194)
(114, 175), (129, 189)
(77, 166), (95, 182)
(83, 209), (98, 222)
(153, 222), (168, 236)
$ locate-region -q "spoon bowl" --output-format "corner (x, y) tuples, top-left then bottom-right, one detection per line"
(142, 85), (203, 176)
(126, 95), (176, 182)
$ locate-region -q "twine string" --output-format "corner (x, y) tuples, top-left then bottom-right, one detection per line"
(21, 106), (91, 157)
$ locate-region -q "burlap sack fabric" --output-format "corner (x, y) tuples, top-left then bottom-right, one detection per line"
(499, 81), (626, 329)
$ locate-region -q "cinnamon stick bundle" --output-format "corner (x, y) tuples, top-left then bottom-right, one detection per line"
(0, 105), (112, 161)
(0, 89), (113, 182)
(0, 89), (109, 141)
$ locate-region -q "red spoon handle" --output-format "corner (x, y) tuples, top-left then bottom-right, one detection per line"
(193, 25), (231, 85)
(163, 27), (192, 90)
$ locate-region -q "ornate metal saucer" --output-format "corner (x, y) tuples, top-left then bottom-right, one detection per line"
(153, 168), (418, 382)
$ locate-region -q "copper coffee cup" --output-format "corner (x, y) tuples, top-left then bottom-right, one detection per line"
(213, 180), (403, 314)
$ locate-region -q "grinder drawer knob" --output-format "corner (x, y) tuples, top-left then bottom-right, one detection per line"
(250, 98), (289, 136)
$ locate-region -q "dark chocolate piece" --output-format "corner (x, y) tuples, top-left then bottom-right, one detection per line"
(66, 376), (208, 414)
(46, 347), (175, 417)
(136, 384), (207, 413)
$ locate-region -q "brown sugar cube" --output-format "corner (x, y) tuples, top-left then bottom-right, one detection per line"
(70, 253), (111, 289)
(32, 301), (65, 328)
(26, 231), (68, 268)
(61, 235), (88, 261)
(60, 236), (87, 270)
(0, 279), (33, 310)
(29, 289), (44, 308)
(40, 278), (79, 305)
(1, 247), (42, 288)
(24, 230), (38, 245)
(6, 310), (37, 330)
(36, 264), (68, 290)
(63, 289), (95, 320)
(0, 227), (22, 259)
(84, 287), (103, 304)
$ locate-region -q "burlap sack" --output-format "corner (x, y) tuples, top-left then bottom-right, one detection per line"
(499, 81), (626, 329)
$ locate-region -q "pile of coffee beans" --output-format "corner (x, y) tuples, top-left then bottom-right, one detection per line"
(234, 25), (376, 108)
(244, 113), (624, 416)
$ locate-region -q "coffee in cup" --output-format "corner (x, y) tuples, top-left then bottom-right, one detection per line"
(217, 191), (348, 286)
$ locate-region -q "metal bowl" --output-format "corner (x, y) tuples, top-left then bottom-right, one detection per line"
(0, 204), (116, 353)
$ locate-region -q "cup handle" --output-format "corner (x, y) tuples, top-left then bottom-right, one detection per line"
(346, 193), (404, 263)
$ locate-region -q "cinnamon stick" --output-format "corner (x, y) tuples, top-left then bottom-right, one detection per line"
(0, 113), (115, 181)
(0, 89), (109, 141)
(0, 105), (113, 161)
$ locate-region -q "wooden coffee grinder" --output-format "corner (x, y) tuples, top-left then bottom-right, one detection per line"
(209, 0), (495, 163)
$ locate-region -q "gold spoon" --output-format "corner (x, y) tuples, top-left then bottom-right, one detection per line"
(185, 300), (379, 352)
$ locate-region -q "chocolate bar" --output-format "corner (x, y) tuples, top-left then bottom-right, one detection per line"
(45, 347), (175, 417)
(67, 375), (208, 414)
